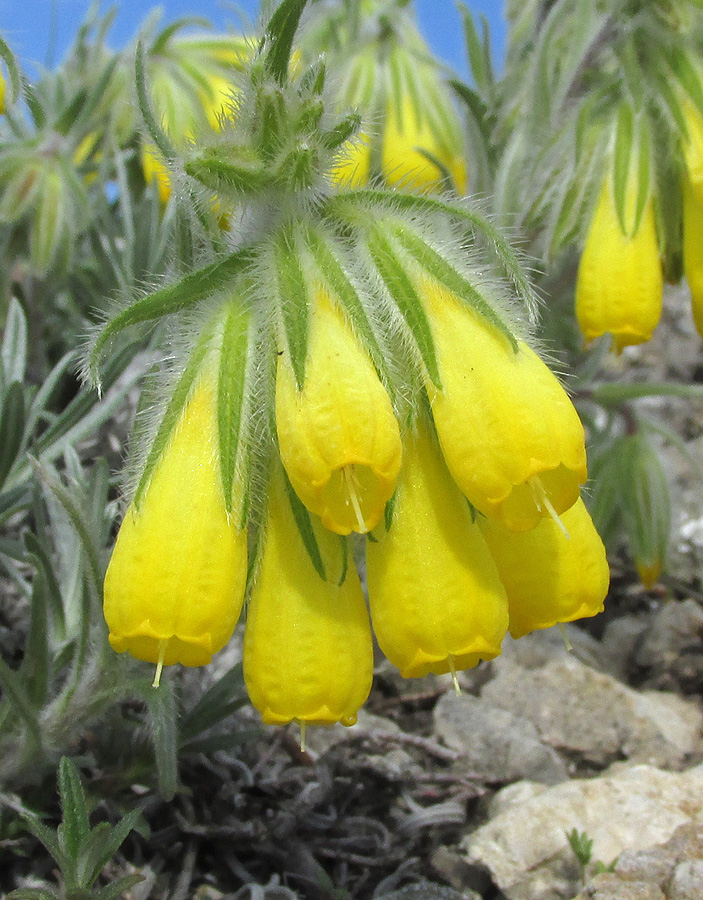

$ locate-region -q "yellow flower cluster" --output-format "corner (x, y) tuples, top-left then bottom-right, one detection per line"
(104, 275), (608, 729)
(575, 92), (703, 351)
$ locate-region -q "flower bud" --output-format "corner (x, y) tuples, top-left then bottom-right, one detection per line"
(103, 372), (248, 667)
(244, 472), (374, 726)
(366, 425), (508, 678)
(575, 175), (663, 352)
(479, 498), (609, 639)
(422, 279), (587, 531)
(276, 287), (402, 535)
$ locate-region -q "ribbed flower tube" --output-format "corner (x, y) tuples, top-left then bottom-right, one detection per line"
(243, 472), (374, 726)
(275, 286), (402, 535)
(103, 372), (248, 667)
(366, 424), (508, 677)
(575, 175), (663, 352)
(684, 177), (703, 340)
(421, 279), (587, 532)
(479, 497), (609, 639)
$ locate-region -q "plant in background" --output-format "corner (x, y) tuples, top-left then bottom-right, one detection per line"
(306, 0), (469, 192)
(138, 26), (251, 203)
(457, 0), (703, 589)
(6, 757), (143, 900)
(84, 0), (608, 736)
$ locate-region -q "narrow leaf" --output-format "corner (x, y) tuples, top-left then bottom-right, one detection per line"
(88, 248), (253, 382)
(2, 297), (28, 385)
(57, 757), (90, 860)
(262, 0), (308, 85)
(218, 302), (252, 515)
(274, 232), (309, 390)
(283, 472), (326, 581)
(133, 323), (215, 508)
(367, 227), (442, 388)
(392, 224), (518, 350)
(0, 382), (26, 489)
(180, 664), (246, 741)
(144, 678), (179, 801)
(613, 103), (634, 236)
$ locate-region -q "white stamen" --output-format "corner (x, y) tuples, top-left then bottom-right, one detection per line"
(299, 720), (307, 753)
(558, 622), (573, 651)
(152, 640), (167, 688)
(528, 476), (570, 539)
(342, 465), (367, 533)
(448, 656), (461, 696)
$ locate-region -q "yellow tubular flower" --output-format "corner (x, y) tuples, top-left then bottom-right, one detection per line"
(480, 497), (609, 639)
(103, 373), (248, 668)
(575, 176), (663, 352)
(140, 144), (172, 205)
(683, 99), (703, 206)
(381, 96), (467, 194)
(683, 177), (703, 339)
(243, 472), (374, 726)
(366, 425), (509, 678)
(275, 288), (402, 535)
(423, 280), (587, 532)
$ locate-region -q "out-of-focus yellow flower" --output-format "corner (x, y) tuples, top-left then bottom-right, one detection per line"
(422, 279), (587, 532)
(275, 287), (402, 535)
(103, 373), (248, 668)
(381, 96), (467, 194)
(141, 143), (172, 205)
(683, 99), (703, 206)
(684, 177), (703, 339)
(243, 471), (374, 726)
(575, 175), (663, 352)
(0, 68), (5, 115)
(480, 497), (609, 638)
(366, 424), (508, 678)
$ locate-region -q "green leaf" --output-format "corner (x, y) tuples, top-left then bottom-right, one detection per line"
(0, 36), (22, 107)
(391, 223), (519, 351)
(274, 231), (310, 391)
(87, 249), (253, 384)
(2, 297), (28, 386)
(613, 103), (634, 236)
(133, 323), (215, 509)
(262, 0), (308, 85)
(179, 729), (261, 755)
(0, 656), (42, 751)
(326, 191), (540, 319)
(144, 678), (179, 802)
(20, 813), (67, 871)
(591, 381), (703, 404)
(135, 41), (176, 164)
(218, 304), (252, 517)
(459, 3), (493, 96)
(78, 809), (142, 887)
(180, 664), (246, 741)
(366, 227), (442, 389)
(19, 565), (51, 707)
(303, 225), (388, 387)
(184, 149), (271, 195)
(0, 382), (26, 490)
(283, 471), (326, 581)
(89, 876), (145, 900)
(620, 433), (671, 582)
(6, 889), (58, 900)
(57, 757), (91, 861)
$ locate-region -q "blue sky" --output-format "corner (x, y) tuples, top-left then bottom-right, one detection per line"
(2, 1), (506, 78)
